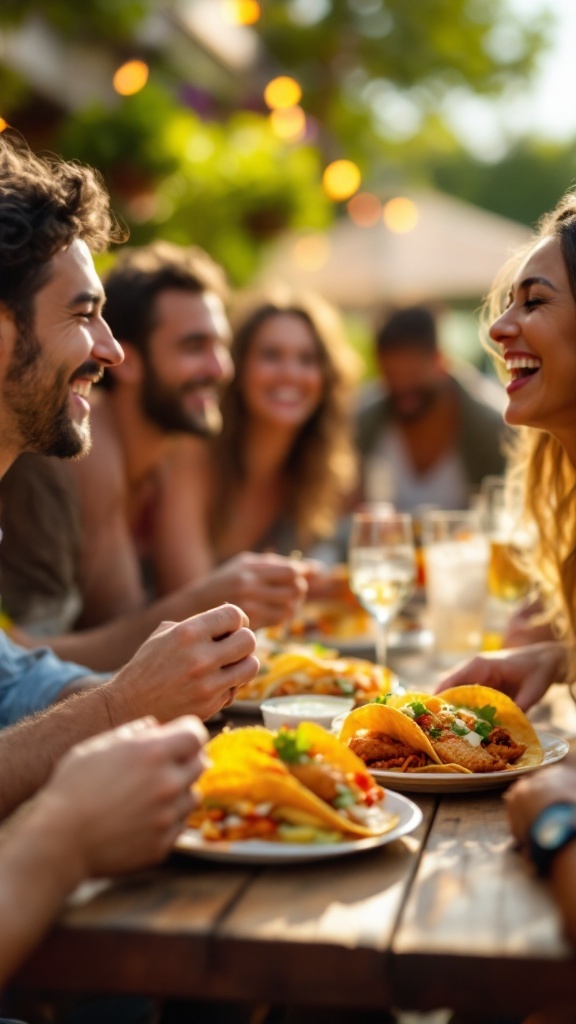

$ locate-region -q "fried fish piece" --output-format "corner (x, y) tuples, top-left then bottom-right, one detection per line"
(349, 732), (420, 768)
(432, 734), (505, 773)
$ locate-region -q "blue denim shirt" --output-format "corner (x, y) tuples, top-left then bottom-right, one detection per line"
(0, 629), (90, 727)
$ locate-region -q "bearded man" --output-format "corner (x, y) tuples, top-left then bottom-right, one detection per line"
(356, 305), (507, 511)
(0, 243), (307, 670)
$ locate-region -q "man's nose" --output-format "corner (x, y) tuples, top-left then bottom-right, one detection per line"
(93, 316), (124, 368)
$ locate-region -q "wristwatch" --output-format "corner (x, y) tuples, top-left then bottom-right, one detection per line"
(528, 802), (576, 877)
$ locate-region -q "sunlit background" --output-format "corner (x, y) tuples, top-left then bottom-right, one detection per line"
(1, 0), (574, 370)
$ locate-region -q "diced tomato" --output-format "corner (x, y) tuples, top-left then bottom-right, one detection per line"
(416, 714), (434, 731)
(353, 771), (371, 791)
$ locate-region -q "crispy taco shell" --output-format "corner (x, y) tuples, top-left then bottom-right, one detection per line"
(339, 685), (543, 773)
(198, 723), (398, 837)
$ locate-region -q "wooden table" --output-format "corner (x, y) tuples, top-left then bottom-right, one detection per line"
(12, 675), (576, 1018)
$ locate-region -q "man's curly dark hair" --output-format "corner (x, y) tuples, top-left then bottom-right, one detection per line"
(0, 131), (124, 331)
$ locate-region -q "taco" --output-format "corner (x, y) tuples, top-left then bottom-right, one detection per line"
(338, 685), (543, 775)
(234, 645), (397, 705)
(189, 722), (399, 843)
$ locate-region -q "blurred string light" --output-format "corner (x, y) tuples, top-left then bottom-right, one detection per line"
(347, 191), (382, 227)
(223, 0), (261, 25)
(264, 75), (302, 110)
(0, 118), (8, 132)
(269, 106), (306, 141)
(322, 159), (361, 202)
(292, 234), (330, 271)
(383, 196), (419, 233)
(113, 60), (149, 96)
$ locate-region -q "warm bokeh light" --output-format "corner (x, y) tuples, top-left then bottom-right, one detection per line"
(383, 196), (419, 233)
(223, 0), (261, 25)
(347, 192), (382, 227)
(269, 106), (306, 141)
(113, 60), (149, 97)
(322, 160), (361, 202)
(264, 75), (302, 110)
(0, 118), (8, 132)
(292, 234), (331, 272)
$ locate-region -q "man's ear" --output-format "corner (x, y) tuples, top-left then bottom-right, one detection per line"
(107, 340), (144, 386)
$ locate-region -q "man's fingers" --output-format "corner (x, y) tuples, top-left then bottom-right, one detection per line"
(200, 603), (250, 636)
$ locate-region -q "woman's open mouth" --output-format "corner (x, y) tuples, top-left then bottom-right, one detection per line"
(505, 355), (541, 392)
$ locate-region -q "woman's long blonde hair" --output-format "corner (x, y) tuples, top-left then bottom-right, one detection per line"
(483, 190), (576, 640)
(211, 286), (361, 552)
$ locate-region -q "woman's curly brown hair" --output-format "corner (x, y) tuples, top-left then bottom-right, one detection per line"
(211, 285), (361, 551)
(0, 131), (124, 330)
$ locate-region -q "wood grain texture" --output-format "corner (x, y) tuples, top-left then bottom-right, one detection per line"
(391, 793), (576, 1014)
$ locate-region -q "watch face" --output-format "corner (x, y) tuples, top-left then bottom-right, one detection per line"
(529, 804), (576, 876)
(538, 816), (573, 850)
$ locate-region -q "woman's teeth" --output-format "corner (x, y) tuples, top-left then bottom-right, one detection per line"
(506, 356), (541, 380)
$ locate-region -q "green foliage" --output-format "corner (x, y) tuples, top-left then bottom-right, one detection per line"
(57, 85), (330, 283)
(426, 138), (576, 227)
(0, 0), (152, 41)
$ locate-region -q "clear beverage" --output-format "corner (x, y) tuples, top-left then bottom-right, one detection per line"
(348, 509), (416, 666)
(425, 537), (489, 667)
(349, 551), (415, 625)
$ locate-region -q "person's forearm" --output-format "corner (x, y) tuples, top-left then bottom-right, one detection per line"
(0, 687), (113, 821)
(15, 585), (208, 673)
(0, 796), (85, 985)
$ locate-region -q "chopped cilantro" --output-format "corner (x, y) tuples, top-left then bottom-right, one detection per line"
(475, 704), (498, 724)
(372, 693), (392, 705)
(335, 677), (355, 695)
(333, 788), (356, 809)
(273, 729), (311, 764)
(451, 721), (469, 737)
(474, 720), (493, 740)
(408, 701), (429, 719)
(428, 727), (443, 739)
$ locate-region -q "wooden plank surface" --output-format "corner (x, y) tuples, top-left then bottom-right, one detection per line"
(13, 862), (254, 998)
(13, 799), (435, 1008)
(391, 791), (576, 1015)
(209, 797), (436, 1008)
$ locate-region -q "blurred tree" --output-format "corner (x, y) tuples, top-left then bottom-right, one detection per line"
(0, 0), (555, 282)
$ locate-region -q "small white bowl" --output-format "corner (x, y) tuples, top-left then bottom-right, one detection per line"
(260, 694), (355, 731)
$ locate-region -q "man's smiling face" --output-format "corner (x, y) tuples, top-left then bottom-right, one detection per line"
(2, 239), (123, 459)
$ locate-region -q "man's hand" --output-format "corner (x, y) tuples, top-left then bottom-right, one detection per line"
(105, 603), (258, 723)
(505, 756), (576, 845)
(40, 715), (208, 879)
(192, 552), (309, 630)
(435, 641), (567, 712)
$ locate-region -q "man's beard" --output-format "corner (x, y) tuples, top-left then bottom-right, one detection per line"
(4, 324), (92, 459)
(389, 386), (439, 423)
(140, 364), (223, 438)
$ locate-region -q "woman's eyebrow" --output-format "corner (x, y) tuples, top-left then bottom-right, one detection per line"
(518, 274), (559, 292)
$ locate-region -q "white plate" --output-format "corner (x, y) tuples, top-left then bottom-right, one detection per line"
(174, 790), (422, 864)
(368, 730), (570, 793)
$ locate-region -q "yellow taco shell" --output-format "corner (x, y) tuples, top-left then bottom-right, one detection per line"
(198, 723), (398, 837)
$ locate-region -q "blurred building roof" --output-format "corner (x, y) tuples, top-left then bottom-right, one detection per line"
(260, 190), (533, 310)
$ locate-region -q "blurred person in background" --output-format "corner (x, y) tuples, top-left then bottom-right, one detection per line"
(144, 286), (361, 591)
(356, 305), (508, 512)
(0, 244), (308, 671)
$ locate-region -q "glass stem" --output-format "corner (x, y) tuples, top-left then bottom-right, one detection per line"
(375, 620), (389, 666)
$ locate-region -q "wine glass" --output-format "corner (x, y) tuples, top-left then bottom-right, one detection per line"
(348, 507), (416, 667)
